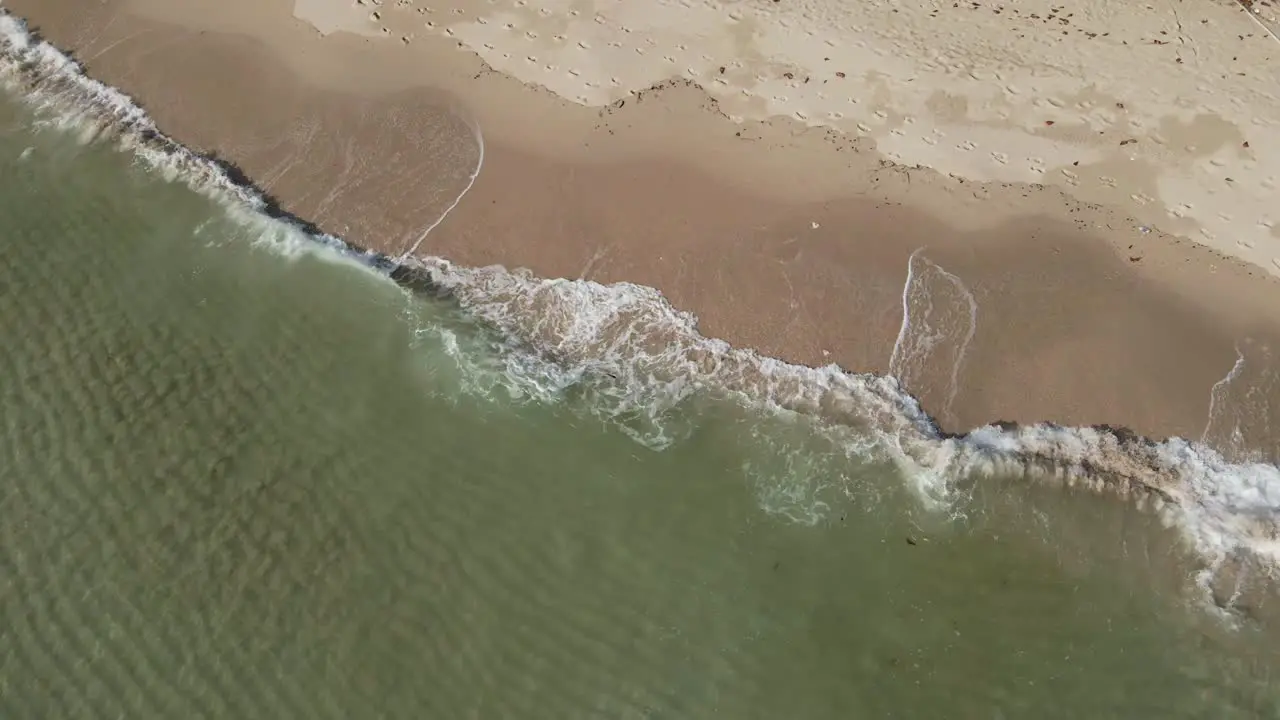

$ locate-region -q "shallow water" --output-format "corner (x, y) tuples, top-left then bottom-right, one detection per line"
(1, 87), (1279, 718)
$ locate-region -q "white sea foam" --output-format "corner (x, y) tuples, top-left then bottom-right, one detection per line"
(2, 7), (1278, 611)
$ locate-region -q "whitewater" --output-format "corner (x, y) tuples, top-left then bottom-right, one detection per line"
(1, 6), (1277, 615)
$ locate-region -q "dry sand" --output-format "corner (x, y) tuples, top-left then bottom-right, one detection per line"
(5, 0), (1280, 456)
(301, 0), (1280, 273)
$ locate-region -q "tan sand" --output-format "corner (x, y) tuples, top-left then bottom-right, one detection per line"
(4, 0), (1280, 456)
(290, 0), (1280, 274)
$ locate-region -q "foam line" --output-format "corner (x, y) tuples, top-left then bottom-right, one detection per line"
(3, 8), (1279, 612)
(928, 257), (978, 422)
(888, 248), (979, 421)
(402, 115), (484, 260)
(888, 247), (923, 376)
(1203, 344), (1247, 445)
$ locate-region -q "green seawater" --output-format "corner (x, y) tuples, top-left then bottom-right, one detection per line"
(0, 95), (1278, 719)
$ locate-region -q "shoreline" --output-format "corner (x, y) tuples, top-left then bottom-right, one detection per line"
(2, 0), (1279, 442)
(0, 0), (1274, 430)
(15, 0), (1279, 441)
(4, 6), (1280, 617)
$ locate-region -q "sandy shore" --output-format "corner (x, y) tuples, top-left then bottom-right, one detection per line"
(4, 0), (1280, 455)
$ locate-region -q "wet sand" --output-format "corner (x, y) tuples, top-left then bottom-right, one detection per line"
(6, 0), (1280, 454)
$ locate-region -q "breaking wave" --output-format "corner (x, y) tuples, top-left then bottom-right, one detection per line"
(3, 7), (1278, 613)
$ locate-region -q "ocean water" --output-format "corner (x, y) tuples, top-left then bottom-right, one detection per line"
(3, 13), (1280, 719)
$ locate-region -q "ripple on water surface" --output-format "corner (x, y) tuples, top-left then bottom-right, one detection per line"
(0, 20), (1279, 718)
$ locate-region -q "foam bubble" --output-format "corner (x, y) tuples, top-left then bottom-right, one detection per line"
(3, 7), (1278, 612)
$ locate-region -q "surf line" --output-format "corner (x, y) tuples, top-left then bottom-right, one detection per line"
(401, 115), (486, 260)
